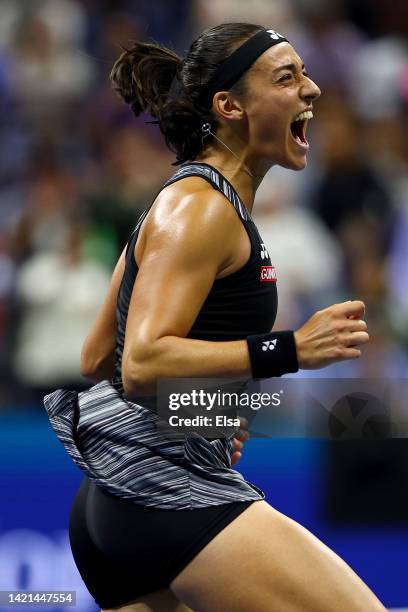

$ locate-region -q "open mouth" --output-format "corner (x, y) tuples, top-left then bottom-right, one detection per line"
(289, 111), (313, 149)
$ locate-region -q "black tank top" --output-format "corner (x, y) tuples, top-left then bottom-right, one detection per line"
(112, 162), (278, 393)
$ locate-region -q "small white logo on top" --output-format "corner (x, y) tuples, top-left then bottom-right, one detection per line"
(262, 339), (278, 351)
(260, 243), (269, 260)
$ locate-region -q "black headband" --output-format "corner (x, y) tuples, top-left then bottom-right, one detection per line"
(198, 28), (289, 109)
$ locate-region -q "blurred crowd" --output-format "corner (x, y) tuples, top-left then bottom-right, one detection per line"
(0, 0), (407, 407)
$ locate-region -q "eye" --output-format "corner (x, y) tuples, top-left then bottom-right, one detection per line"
(302, 71), (309, 78)
(279, 73), (292, 82)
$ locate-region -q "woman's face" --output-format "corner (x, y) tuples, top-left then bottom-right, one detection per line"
(242, 42), (321, 171)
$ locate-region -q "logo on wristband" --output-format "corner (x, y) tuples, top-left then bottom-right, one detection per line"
(262, 339), (278, 351)
(260, 265), (277, 282)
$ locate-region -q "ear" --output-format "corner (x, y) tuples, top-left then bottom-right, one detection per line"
(212, 91), (245, 122)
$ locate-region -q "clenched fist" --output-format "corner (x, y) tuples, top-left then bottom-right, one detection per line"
(294, 300), (369, 369)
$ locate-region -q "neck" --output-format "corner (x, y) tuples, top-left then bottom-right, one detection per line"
(195, 147), (269, 215)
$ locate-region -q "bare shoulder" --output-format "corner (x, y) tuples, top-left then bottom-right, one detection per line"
(135, 176), (241, 264)
(151, 176), (239, 229)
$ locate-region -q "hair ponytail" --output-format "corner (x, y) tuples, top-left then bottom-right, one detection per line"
(109, 41), (181, 119)
(110, 24), (264, 164)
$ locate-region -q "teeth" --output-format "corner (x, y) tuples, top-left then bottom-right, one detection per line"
(293, 110), (313, 122)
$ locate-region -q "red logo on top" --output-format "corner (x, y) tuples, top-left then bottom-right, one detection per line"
(260, 265), (277, 282)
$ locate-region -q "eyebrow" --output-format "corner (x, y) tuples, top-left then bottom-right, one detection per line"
(273, 62), (306, 74)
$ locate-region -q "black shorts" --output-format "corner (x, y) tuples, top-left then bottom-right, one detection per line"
(69, 476), (255, 609)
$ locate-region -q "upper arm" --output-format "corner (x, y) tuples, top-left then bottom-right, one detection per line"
(122, 189), (239, 369)
(80, 244), (127, 377)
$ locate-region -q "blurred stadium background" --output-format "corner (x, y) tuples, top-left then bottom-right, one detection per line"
(0, 0), (407, 610)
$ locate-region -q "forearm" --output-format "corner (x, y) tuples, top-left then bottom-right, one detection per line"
(123, 336), (251, 396)
(122, 330), (298, 396)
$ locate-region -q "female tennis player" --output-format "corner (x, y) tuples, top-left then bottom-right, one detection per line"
(44, 22), (386, 612)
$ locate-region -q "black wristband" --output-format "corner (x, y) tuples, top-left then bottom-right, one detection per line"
(246, 330), (299, 379)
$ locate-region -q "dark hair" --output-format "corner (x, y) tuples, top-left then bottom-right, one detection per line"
(110, 23), (263, 165)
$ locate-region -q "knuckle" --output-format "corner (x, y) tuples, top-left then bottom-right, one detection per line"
(324, 310), (337, 324)
(340, 347), (350, 359)
(336, 332), (346, 345)
(356, 332), (369, 344)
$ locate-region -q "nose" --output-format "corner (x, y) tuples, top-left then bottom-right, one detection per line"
(300, 76), (321, 104)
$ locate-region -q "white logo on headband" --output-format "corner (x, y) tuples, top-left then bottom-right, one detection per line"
(266, 29), (285, 40)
